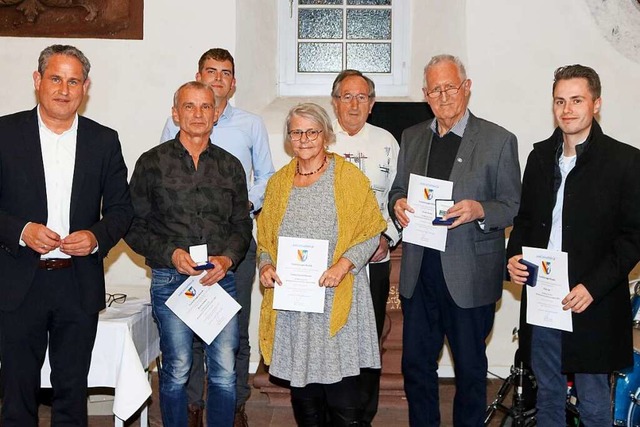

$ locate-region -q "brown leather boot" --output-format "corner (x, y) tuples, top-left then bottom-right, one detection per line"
(233, 404), (249, 427)
(188, 403), (204, 427)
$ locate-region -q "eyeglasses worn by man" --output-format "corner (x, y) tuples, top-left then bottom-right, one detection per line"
(389, 54), (521, 426)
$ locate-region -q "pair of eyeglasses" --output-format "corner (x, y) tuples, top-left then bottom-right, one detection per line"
(288, 129), (323, 141)
(105, 293), (127, 307)
(335, 93), (370, 104)
(424, 79), (468, 99)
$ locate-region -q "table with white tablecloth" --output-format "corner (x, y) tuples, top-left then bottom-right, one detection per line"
(41, 297), (160, 424)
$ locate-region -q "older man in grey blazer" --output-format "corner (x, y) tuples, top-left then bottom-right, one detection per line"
(389, 54), (521, 426)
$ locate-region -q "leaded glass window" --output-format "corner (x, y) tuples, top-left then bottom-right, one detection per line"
(296, 0), (392, 74)
(279, 0), (408, 96)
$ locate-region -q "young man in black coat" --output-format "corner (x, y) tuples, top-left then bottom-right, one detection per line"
(507, 65), (640, 425)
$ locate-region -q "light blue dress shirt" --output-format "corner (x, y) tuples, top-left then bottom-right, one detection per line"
(161, 103), (275, 213)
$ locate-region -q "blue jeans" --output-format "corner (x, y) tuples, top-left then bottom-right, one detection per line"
(187, 238), (257, 409)
(531, 325), (611, 426)
(151, 268), (239, 427)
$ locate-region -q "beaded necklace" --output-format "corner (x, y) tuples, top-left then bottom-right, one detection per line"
(296, 155), (327, 176)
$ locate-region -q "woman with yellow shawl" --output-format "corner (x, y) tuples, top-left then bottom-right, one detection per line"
(257, 103), (386, 426)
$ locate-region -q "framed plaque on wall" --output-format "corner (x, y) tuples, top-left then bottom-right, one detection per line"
(0, 0), (143, 39)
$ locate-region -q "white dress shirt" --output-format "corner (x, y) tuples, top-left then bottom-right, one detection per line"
(547, 153), (577, 251)
(37, 106), (78, 259)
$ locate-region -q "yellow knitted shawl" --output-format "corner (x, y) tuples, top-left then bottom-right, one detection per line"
(257, 153), (386, 365)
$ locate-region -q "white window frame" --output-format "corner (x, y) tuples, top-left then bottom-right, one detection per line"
(278, 0), (410, 97)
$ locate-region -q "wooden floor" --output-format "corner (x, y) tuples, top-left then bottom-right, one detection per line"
(33, 374), (509, 426)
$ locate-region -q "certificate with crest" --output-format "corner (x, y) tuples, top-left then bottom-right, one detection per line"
(274, 236), (329, 313)
(403, 174), (453, 251)
(165, 272), (241, 344)
(523, 247), (572, 332)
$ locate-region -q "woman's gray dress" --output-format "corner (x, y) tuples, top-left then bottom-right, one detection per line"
(260, 159), (381, 388)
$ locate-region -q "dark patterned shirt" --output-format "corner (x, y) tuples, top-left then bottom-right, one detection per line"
(125, 137), (252, 269)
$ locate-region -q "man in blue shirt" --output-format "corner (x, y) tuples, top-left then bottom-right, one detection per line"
(160, 48), (275, 427)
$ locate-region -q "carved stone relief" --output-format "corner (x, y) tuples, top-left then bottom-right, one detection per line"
(585, 0), (640, 64)
(0, 0), (142, 39)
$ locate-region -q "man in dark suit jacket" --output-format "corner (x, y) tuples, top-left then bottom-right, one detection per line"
(507, 65), (640, 425)
(389, 54), (521, 426)
(0, 45), (133, 427)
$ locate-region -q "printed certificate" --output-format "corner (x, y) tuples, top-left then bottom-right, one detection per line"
(274, 236), (329, 313)
(523, 246), (573, 332)
(403, 174), (453, 251)
(165, 273), (241, 344)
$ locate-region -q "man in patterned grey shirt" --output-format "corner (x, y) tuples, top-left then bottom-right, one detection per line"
(125, 81), (252, 427)
(161, 49), (274, 427)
